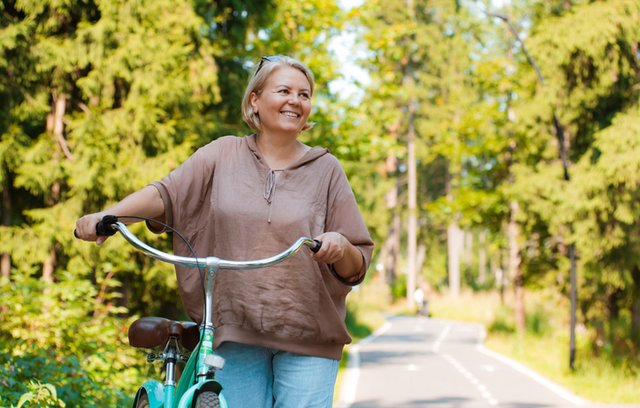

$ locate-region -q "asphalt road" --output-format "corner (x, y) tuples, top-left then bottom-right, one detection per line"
(335, 315), (639, 408)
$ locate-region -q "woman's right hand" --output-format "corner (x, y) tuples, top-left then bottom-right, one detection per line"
(75, 212), (109, 245)
(74, 185), (165, 245)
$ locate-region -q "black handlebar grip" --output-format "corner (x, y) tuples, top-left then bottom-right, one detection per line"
(311, 239), (322, 253)
(96, 215), (118, 236)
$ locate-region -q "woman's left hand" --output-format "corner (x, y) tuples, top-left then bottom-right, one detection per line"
(311, 232), (347, 264)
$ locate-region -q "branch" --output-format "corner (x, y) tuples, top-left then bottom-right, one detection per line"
(486, 11), (545, 85)
(52, 94), (75, 161)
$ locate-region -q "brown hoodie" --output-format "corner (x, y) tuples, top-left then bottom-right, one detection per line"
(151, 135), (373, 360)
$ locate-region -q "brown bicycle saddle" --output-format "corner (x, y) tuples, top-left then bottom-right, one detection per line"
(128, 317), (200, 352)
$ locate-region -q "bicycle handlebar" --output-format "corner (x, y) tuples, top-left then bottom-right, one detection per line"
(77, 216), (322, 270)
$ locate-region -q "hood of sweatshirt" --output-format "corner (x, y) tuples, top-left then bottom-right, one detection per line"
(245, 134), (329, 170)
(245, 134), (329, 222)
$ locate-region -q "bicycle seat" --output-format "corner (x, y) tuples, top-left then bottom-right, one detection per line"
(128, 317), (200, 351)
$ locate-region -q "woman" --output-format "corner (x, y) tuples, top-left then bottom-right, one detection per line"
(75, 55), (373, 407)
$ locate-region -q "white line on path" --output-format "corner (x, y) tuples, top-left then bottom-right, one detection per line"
(336, 321), (392, 408)
(431, 324), (451, 352)
(336, 319), (589, 408)
(476, 342), (589, 406)
(434, 324), (499, 406)
(442, 353), (499, 406)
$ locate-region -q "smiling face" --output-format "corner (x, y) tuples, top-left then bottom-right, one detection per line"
(250, 66), (312, 137)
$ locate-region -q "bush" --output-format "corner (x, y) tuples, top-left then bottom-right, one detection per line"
(0, 348), (131, 407)
(526, 303), (551, 336)
(390, 273), (407, 301)
(488, 305), (516, 334)
(14, 382), (65, 408)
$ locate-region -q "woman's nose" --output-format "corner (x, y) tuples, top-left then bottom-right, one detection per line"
(287, 94), (301, 104)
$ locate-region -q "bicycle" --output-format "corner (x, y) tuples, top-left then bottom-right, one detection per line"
(84, 215), (321, 408)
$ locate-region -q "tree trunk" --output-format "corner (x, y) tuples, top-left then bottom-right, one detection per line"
(415, 244), (426, 280)
(508, 200), (525, 332)
(403, 0), (418, 308)
(389, 212), (401, 285)
(382, 152), (401, 287)
(381, 210), (401, 286)
(1, 172), (10, 279)
(631, 265), (640, 348)
(478, 230), (487, 285)
(406, 97), (417, 307)
(445, 150), (462, 297)
(42, 93), (66, 282)
(447, 222), (462, 297)
(0, 254), (8, 279)
(42, 250), (56, 283)
(463, 230), (473, 268)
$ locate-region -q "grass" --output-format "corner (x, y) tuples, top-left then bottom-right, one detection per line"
(487, 333), (640, 404)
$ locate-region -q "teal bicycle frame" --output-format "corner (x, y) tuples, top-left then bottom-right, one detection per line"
(110, 221), (320, 408)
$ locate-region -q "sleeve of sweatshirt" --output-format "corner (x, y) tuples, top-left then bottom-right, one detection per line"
(325, 157), (374, 284)
(149, 142), (217, 232)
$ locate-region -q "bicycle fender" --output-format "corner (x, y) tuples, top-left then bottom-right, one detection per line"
(176, 380), (227, 408)
(133, 380), (164, 408)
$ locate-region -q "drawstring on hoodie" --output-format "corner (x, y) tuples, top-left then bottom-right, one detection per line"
(264, 170), (277, 223)
(248, 134), (328, 223)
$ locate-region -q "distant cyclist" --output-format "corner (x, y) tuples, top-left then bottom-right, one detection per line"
(414, 284), (429, 317)
(75, 55), (374, 408)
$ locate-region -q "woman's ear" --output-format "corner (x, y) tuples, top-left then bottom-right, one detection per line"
(250, 92), (259, 114)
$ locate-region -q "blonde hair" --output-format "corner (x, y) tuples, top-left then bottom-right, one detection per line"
(241, 56), (315, 132)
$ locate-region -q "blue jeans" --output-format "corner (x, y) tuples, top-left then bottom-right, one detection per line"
(215, 342), (339, 408)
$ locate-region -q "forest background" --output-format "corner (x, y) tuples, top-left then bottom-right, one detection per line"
(1, 0), (639, 406)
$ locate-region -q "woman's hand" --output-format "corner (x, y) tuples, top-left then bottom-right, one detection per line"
(311, 232), (348, 264)
(74, 185), (165, 246)
(312, 231), (365, 284)
(75, 212), (110, 245)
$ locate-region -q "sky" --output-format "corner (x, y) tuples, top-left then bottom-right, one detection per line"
(329, 0), (512, 100)
(329, 0), (368, 100)
(339, 0), (364, 9)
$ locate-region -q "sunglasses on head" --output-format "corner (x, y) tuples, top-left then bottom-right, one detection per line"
(254, 55), (284, 76)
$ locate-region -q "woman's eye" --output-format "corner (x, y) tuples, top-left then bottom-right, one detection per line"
(300, 93), (310, 100)
(278, 89), (289, 94)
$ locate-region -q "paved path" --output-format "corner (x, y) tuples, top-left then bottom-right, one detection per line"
(336, 315), (639, 408)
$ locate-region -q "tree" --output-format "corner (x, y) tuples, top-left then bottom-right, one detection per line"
(0, 0), (273, 403)
(502, 0), (640, 360)
(572, 109), (640, 349)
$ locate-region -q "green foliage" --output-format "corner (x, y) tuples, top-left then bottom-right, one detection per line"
(0, 349), (128, 407)
(2, 0), (640, 404)
(488, 305), (516, 335)
(417, 230), (449, 290)
(525, 302), (552, 336)
(345, 279), (390, 342)
(345, 301), (374, 341)
(0, 0), (363, 405)
(390, 272), (407, 301)
(360, 0), (640, 370)
(501, 0), (640, 355)
(14, 382), (65, 408)
(0, 275), (142, 406)
(0, 0), (277, 404)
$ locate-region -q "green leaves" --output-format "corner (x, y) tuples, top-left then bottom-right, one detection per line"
(2, 0), (639, 403)
(15, 382), (66, 408)
(0, 0), (232, 404)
